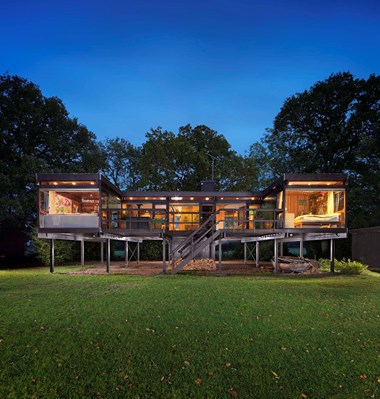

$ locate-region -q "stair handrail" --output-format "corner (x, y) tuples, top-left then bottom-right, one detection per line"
(172, 229), (223, 274)
(170, 209), (221, 256)
(179, 222), (219, 259)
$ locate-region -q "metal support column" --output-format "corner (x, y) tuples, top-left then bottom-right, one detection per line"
(125, 242), (129, 268)
(273, 239), (278, 273)
(256, 241), (260, 268)
(244, 242), (247, 265)
(80, 240), (85, 267)
(137, 242), (140, 264)
(168, 240), (172, 264)
(106, 239), (110, 273)
(330, 239), (335, 273)
(279, 241), (284, 256)
(100, 241), (104, 265)
(50, 239), (55, 273)
(162, 240), (166, 273)
(210, 242), (215, 260)
(299, 234), (304, 258)
(218, 238), (222, 271)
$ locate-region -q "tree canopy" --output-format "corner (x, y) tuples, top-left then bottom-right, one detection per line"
(137, 124), (258, 191)
(249, 72), (380, 227)
(0, 73), (104, 232)
(99, 137), (141, 191)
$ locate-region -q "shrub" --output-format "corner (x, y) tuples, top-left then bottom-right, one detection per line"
(31, 229), (74, 266)
(141, 241), (162, 260)
(318, 258), (331, 272)
(317, 258), (368, 275)
(339, 259), (368, 275)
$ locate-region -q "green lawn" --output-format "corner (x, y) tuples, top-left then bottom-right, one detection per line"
(0, 268), (379, 399)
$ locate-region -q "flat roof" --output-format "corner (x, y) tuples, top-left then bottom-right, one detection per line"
(36, 173), (122, 196)
(122, 191), (261, 197)
(36, 172), (348, 200)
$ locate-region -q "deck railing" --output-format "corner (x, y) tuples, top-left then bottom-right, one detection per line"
(100, 208), (285, 232)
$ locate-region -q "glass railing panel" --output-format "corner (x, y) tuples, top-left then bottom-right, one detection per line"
(41, 214), (99, 228)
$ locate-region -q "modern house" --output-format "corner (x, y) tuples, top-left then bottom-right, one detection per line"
(36, 173), (348, 273)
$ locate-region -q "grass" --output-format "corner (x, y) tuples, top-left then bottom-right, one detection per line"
(0, 267), (379, 399)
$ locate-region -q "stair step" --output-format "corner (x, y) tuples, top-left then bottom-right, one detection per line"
(172, 230), (222, 274)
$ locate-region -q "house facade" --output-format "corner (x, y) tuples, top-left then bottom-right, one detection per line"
(36, 173), (348, 273)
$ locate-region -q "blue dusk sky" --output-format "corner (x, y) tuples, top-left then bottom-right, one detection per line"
(1, 0), (379, 154)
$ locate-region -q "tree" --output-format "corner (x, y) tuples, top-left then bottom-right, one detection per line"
(138, 124), (259, 191)
(249, 72), (380, 227)
(0, 73), (104, 260)
(100, 137), (141, 190)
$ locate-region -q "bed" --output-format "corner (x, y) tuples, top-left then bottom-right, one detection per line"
(294, 213), (341, 228)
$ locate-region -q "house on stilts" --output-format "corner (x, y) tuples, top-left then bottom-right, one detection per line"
(36, 173), (348, 273)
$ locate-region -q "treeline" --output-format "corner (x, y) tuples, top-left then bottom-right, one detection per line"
(0, 72), (379, 260)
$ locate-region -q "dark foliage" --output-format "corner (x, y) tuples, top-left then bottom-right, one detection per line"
(249, 72), (380, 228)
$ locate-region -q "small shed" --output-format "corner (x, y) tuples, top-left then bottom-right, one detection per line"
(351, 226), (380, 270)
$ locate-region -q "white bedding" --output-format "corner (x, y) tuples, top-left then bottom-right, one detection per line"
(294, 213), (340, 223)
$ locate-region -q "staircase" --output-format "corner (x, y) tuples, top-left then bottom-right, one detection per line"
(171, 211), (223, 274)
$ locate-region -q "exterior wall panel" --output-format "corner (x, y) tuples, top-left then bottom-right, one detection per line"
(352, 229), (380, 270)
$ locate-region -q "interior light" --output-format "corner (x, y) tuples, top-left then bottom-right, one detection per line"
(159, 197), (166, 200)
(236, 197), (239, 200)
(190, 197), (194, 200)
(145, 197), (148, 200)
(172, 196), (183, 201)
(72, 182), (76, 185)
(53, 182), (58, 185)
(130, 197), (133, 200)
(90, 182), (95, 185)
(205, 197), (210, 200)
(220, 197), (224, 200)
(251, 197), (255, 200)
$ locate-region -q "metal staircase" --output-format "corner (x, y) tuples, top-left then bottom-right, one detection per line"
(171, 210), (223, 274)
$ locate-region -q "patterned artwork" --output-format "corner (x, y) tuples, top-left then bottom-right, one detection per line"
(55, 194), (72, 214)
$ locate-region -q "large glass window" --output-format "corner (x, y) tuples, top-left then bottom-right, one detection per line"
(39, 189), (99, 229)
(216, 203), (248, 230)
(118, 202), (166, 231)
(101, 192), (123, 230)
(169, 204), (199, 231)
(285, 189), (346, 228)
